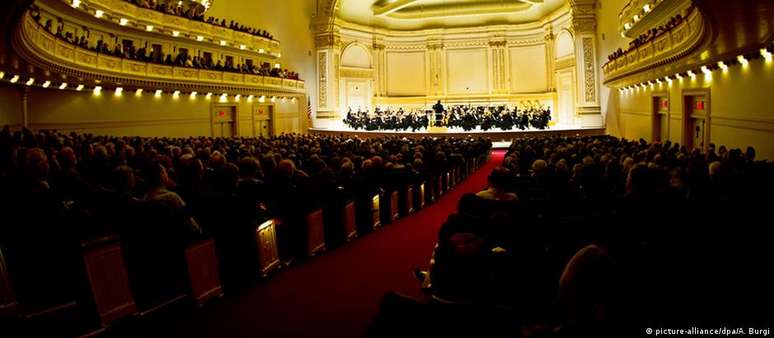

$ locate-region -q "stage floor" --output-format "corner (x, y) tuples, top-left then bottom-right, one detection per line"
(308, 124), (606, 145)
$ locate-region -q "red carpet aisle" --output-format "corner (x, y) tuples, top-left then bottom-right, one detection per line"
(135, 150), (505, 338)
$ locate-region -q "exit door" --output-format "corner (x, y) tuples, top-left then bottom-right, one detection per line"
(652, 96), (669, 142)
(683, 94), (708, 150)
(212, 106), (237, 137)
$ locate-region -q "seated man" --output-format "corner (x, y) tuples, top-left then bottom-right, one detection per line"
(475, 167), (517, 201)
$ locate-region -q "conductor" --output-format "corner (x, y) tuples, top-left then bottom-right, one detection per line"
(432, 100), (445, 123)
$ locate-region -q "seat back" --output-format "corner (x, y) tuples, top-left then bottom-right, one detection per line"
(305, 209), (326, 256)
(343, 201), (357, 240)
(404, 186), (414, 215)
(0, 247), (18, 315)
(81, 237), (136, 326)
(390, 191), (400, 220)
(255, 219), (280, 276)
(184, 239), (222, 305)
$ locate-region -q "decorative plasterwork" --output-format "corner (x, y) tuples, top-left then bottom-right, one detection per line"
(318, 51), (328, 107)
(340, 66), (373, 79)
(581, 37), (596, 103)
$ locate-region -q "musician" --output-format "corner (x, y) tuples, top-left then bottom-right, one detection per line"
(432, 100), (445, 124)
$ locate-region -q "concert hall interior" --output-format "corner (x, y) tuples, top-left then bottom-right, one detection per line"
(1, 0), (773, 337)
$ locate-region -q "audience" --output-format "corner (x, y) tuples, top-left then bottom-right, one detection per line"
(607, 5), (692, 62)
(126, 0), (275, 40)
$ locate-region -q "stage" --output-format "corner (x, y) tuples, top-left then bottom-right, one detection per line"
(308, 124), (606, 148)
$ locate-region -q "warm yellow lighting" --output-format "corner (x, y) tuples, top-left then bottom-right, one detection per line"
(196, 35), (204, 41)
(135, 88), (143, 96)
(42, 80), (51, 88)
(701, 66), (711, 75)
(76, 84), (84, 91)
(633, 14), (640, 22)
(172, 90), (181, 98)
(247, 95), (254, 102)
(234, 94), (241, 102)
(718, 61), (728, 72)
(95, 10), (104, 18)
(155, 89), (163, 97)
(239, 44), (246, 50)
(259, 95), (266, 103)
(277, 53), (281, 58)
(71, 0), (81, 8)
(270, 96), (276, 102)
(172, 31), (180, 37)
(643, 4), (651, 13)
(119, 18), (129, 26)
(291, 97), (296, 102)
(0, 72), (4, 79)
(146, 25), (154, 32)
(281, 97), (287, 102)
(220, 40), (227, 46)
(274, 63), (280, 69)
(219, 93), (228, 102)
(25, 78), (34, 86)
(258, 219), (273, 231)
(655, 79), (662, 85)
(93, 86), (102, 95)
(190, 91), (197, 99)
(205, 92), (213, 100)
(688, 70), (696, 79)
(737, 55), (749, 67)
(258, 49), (265, 54)
(59, 82), (67, 90)
(10, 75), (19, 83)
(761, 48), (773, 62)
(624, 22), (632, 30)
(665, 77), (672, 85)
(114, 87), (123, 96)
(675, 73), (683, 81)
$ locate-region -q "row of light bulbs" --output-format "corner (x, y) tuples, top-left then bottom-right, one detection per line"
(618, 48), (773, 93)
(0, 71), (295, 103)
(71, 0), (280, 57)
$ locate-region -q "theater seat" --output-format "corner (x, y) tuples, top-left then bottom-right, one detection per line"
(80, 236), (136, 327)
(418, 182), (426, 209)
(402, 186), (414, 216)
(305, 209), (327, 256)
(0, 247), (19, 316)
(390, 190), (400, 221)
(343, 201), (357, 241)
(184, 239), (223, 306)
(255, 219), (281, 276)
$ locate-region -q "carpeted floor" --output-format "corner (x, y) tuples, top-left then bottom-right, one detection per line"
(128, 150), (505, 338)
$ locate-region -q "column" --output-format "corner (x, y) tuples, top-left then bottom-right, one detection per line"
(314, 25), (342, 119)
(373, 37), (386, 97)
(544, 25), (556, 92)
(571, 0), (603, 127)
(488, 40), (508, 95)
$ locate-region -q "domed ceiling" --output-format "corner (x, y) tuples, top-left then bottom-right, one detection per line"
(337, 0), (568, 30)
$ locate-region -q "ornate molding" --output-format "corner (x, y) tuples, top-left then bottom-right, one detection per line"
(581, 37), (596, 103)
(340, 67), (373, 79)
(317, 51), (327, 107)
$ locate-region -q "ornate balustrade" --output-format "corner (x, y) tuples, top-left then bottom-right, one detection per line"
(60, 0), (280, 57)
(602, 7), (704, 86)
(16, 12), (304, 94)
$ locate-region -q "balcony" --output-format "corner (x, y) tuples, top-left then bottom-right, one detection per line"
(15, 12), (304, 94)
(603, 6), (704, 86)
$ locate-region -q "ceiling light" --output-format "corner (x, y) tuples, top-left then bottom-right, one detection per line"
(247, 95), (254, 102)
(119, 18), (129, 26)
(172, 31), (180, 37)
(93, 86), (102, 95)
(190, 91), (197, 99)
(59, 82), (67, 90)
(10, 75), (19, 83)
(76, 84), (84, 91)
(220, 40), (227, 46)
(239, 44), (246, 50)
(633, 14), (640, 22)
(675, 73), (683, 80)
(701, 66), (711, 75)
(173, 90), (181, 98)
(718, 61), (728, 71)
(235, 94), (241, 102)
(624, 22), (632, 30)
(205, 92), (212, 100)
(196, 35), (204, 41)
(25, 78), (34, 86)
(135, 88), (143, 96)
(219, 93), (228, 102)
(42, 80), (51, 88)
(155, 89), (163, 97)
(95, 10), (104, 18)
(274, 64), (280, 69)
(271, 96), (276, 102)
(146, 25), (154, 32)
(259, 95), (265, 103)
(643, 4), (651, 13)
(115, 87), (123, 96)
(71, 0), (81, 8)
(258, 49), (265, 53)
(687, 70), (696, 78)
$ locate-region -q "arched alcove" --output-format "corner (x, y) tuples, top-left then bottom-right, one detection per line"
(555, 30), (575, 59)
(341, 43), (372, 69)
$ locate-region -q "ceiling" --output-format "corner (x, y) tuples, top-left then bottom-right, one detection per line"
(337, 0), (567, 31)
